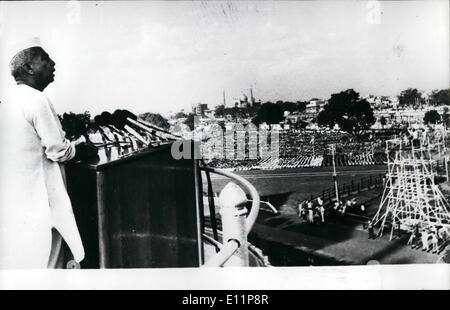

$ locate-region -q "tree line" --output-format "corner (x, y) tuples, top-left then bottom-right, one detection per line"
(398, 88), (450, 108)
(58, 88), (450, 138)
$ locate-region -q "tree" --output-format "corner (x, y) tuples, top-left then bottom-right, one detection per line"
(297, 119), (308, 129)
(398, 88), (424, 107)
(251, 115), (261, 126)
(428, 89), (450, 106)
(380, 116), (387, 129)
(254, 102), (284, 125)
(174, 111), (188, 119)
(139, 112), (170, 130)
(274, 100), (307, 113)
(423, 109), (441, 125)
(296, 101), (308, 112)
(60, 111), (91, 139)
(183, 113), (195, 130)
(214, 105), (225, 117)
(317, 89), (375, 135)
(278, 101), (297, 112)
(442, 107), (450, 127)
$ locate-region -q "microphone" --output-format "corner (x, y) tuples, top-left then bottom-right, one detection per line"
(111, 110), (150, 146)
(95, 113), (123, 146)
(117, 110), (166, 147)
(93, 115), (113, 144)
(126, 117), (167, 142)
(121, 109), (181, 140)
(62, 113), (94, 146)
(115, 110), (167, 144)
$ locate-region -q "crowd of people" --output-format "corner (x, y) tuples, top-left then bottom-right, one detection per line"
(296, 193), (450, 255)
(297, 198), (325, 224)
(321, 153), (387, 167)
(297, 196), (368, 225)
(366, 220), (450, 253)
(407, 224), (449, 253)
(330, 198), (366, 216)
(203, 129), (393, 170)
(205, 153), (388, 170)
(204, 158), (260, 171)
(257, 155), (324, 169)
(205, 153), (387, 170)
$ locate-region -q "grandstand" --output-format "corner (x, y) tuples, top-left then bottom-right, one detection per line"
(202, 129), (392, 170)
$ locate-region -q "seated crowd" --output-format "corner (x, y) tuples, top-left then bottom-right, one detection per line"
(202, 129), (395, 171)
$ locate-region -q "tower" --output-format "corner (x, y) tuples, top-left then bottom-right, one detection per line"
(250, 87), (255, 106)
(372, 138), (450, 240)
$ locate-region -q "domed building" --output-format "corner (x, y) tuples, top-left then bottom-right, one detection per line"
(232, 93), (249, 108)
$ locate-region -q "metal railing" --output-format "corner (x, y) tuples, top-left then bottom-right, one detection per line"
(258, 200), (278, 214)
(202, 239), (240, 267)
(308, 174), (385, 205)
(200, 166), (260, 267)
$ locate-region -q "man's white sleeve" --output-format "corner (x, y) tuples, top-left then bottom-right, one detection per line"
(30, 97), (76, 162)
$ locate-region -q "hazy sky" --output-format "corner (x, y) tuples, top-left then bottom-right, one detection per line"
(0, 1), (448, 116)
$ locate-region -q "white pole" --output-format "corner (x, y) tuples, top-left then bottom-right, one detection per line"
(445, 156), (449, 182)
(331, 144), (339, 202)
(312, 136), (315, 157)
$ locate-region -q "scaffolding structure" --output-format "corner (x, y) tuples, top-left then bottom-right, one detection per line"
(372, 138), (450, 240)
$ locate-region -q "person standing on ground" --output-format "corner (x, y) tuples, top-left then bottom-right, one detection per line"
(408, 225), (419, 247)
(319, 204), (325, 223)
(421, 229), (429, 251)
(368, 221), (375, 239)
(307, 200), (314, 223)
(360, 204), (366, 216)
(407, 230), (416, 246)
(431, 232), (439, 253)
(317, 197), (323, 208)
(298, 201), (303, 218)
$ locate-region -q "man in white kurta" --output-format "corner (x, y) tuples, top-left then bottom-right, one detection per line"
(0, 38), (85, 268)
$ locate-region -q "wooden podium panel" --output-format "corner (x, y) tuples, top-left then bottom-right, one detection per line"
(66, 143), (203, 268)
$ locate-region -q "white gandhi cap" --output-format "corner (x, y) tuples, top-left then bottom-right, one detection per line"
(7, 37), (43, 63)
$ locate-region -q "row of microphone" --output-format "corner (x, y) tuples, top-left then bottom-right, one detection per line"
(90, 110), (181, 150)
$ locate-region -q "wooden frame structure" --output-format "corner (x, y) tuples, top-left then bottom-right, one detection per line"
(372, 138), (450, 240)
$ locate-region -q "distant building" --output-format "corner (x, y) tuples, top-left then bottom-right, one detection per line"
(231, 94), (250, 108)
(373, 105), (447, 127)
(231, 99), (240, 108)
(193, 103), (209, 116)
(285, 112), (302, 125)
(250, 88), (255, 106)
(365, 95), (398, 110)
(228, 88), (260, 108)
(253, 99), (262, 107)
(203, 109), (215, 118)
(306, 99), (326, 115)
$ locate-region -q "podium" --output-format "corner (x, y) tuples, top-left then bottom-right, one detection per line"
(66, 142), (203, 268)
